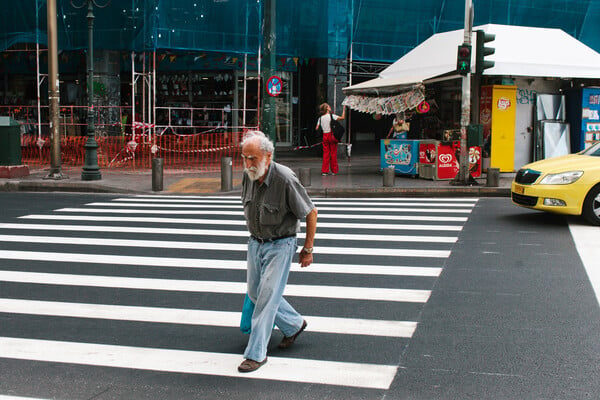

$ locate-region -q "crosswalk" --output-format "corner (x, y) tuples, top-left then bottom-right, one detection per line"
(0, 195), (478, 392)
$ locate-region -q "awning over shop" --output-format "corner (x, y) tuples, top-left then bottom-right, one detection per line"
(343, 24), (600, 114)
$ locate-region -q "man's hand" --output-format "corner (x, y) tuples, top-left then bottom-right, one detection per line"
(299, 249), (313, 268)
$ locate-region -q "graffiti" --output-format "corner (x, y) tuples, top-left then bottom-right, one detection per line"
(517, 88), (537, 105)
(384, 143), (412, 165)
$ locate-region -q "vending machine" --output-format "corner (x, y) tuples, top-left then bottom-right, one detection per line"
(566, 87), (600, 151)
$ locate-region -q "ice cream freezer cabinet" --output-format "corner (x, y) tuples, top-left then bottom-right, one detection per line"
(417, 140), (482, 180)
(380, 139), (420, 176)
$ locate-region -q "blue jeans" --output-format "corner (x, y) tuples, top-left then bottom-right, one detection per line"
(243, 236), (304, 361)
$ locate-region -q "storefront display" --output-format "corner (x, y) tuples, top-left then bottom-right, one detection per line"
(566, 87), (600, 151)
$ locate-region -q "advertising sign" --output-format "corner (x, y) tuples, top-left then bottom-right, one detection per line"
(419, 143), (437, 164)
(437, 142), (460, 179)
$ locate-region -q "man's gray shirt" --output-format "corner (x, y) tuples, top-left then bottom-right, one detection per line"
(242, 162), (314, 240)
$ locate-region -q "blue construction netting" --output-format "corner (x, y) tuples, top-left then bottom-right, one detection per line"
(2, 0), (600, 62)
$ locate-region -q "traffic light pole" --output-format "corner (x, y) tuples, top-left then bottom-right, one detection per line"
(45, 0), (67, 180)
(452, 0), (474, 186)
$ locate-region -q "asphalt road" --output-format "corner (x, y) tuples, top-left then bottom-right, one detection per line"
(0, 193), (598, 400)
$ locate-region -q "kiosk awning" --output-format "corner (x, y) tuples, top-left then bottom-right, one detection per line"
(343, 24), (600, 114)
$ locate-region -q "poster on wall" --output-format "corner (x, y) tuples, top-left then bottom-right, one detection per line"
(480, 85), (493, 160)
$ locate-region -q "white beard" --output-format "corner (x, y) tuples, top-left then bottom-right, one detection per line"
(245, 158), (268, 181)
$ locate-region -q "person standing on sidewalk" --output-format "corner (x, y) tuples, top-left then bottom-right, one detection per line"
(316, 103), (346, 175)
(237, 130), (318, 373)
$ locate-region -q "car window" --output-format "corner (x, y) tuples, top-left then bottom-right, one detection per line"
(581, 142), (600, 156)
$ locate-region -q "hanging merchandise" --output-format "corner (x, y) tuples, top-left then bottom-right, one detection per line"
(342, 85), (426, 115)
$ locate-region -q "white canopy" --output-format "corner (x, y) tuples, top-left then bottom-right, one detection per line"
(344, 24), (600, 96)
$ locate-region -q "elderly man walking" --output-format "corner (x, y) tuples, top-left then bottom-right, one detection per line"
(237, 130), (318, 373)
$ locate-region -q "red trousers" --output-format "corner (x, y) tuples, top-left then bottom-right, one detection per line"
(321, 132), (339, 174)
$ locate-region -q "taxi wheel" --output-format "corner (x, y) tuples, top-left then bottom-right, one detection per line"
(582, 185), (600, 226)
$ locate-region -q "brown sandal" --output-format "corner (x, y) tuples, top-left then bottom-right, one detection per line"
(278, 320), (307, 349)
(237, 357), (267, 373)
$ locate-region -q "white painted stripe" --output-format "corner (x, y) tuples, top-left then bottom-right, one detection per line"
(20, 214), (465, 230)
(0, 235), (450, 258)
(0, 298), (417, 338)
(0, 337), (397, 389)
(0, 271), (430, 303)
(58, 207), (244, 215)
(569, 222), (600, 307)
(114, 197), (476, 208)
(137, 194), (478, 202)
(87, 202), (472, 214)
(55, 208), (468, 222)
(21, 214), (248, 225)
(90, 201), (241, 208)
(0, 396), (48, 400)
(0, 223), (457, 244)
(315, 199), (477, 205)
(0, 250), (441, 276)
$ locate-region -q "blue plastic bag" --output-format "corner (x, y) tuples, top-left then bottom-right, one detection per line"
(240, 293), (254, 334)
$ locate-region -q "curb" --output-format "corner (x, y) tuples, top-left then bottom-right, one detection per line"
(0, 179), (512, 197)
(0, 180), (147, 194)
(306, 187), (511, 198)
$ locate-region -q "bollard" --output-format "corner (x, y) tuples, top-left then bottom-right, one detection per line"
(486, 167), (500, 187)
(221, 157), (233, 192)
(299, 167), (311, 187)
(383, 166), (395, 187)
(151, 158), (163, 192)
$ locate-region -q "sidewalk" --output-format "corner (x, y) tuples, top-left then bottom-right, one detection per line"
(0, 150), (513, 197)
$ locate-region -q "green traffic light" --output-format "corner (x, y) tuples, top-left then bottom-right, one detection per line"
(456, 43), (471, 76)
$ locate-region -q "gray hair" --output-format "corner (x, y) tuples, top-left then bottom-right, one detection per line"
(241, 130), (274, 154)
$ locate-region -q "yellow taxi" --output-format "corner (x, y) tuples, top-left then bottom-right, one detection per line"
(511, 141), (600, 225)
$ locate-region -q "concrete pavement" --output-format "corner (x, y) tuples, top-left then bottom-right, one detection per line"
(0, 150), (513, 197)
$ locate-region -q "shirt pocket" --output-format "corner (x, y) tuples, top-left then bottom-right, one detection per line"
(260, 202), (282, 225)
(242, 193), (254, 222)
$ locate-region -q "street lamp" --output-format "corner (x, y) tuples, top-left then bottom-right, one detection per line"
(71, 0), (110, 181)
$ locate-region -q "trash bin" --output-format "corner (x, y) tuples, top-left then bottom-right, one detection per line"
(0, 117), (22, 166)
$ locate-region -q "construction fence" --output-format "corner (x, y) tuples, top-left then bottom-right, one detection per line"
(2, 105), (249, 171)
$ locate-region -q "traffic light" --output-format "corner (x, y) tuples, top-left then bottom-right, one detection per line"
(456, 43), (472, 76)
(475, 30), (495, 74)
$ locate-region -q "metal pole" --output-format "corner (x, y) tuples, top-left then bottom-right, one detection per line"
(45, 0), (67, 179)
(453, 0), (473, 185)
(152, 157), (163, 191)
(260, 0), (276, 150)
(81, 0), (102, 180)
(221, 157), (233, 192)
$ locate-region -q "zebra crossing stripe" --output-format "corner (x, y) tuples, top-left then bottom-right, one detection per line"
(135, 194), (478, 203)
(0, 250), (441, 276)
(0, 235), (451, 258)
(0, 271), (430, 303)
(19, 214), (465, 231)
(0, 337), (397, 389)
(86, 202), (473, 214)
(0, 223), (458, 244)
(54, 208), (468, 222)
(113, 197), (477, 208)
(0, 298), (417, 338)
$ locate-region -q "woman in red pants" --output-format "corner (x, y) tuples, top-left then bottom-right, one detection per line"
(315, 103), (346, 175)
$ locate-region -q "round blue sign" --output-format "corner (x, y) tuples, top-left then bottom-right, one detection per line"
(266, 75), (282, 97)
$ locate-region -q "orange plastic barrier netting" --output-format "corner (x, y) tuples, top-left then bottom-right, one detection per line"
(21, 132), (245, 172)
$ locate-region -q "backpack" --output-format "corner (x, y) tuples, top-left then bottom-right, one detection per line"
(330, 113), (345, 141)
